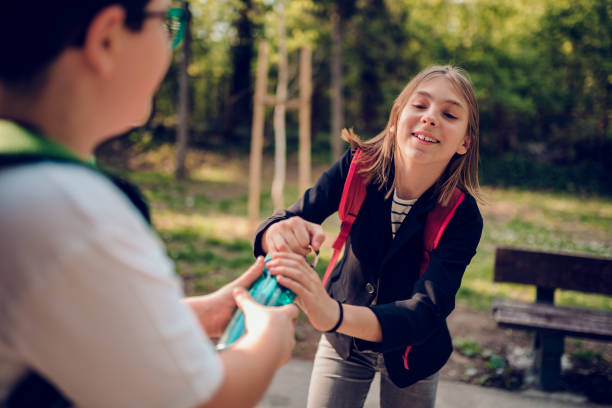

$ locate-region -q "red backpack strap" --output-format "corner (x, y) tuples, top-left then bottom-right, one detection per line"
(404, 187), (465, 370)
(321, 148), (368, 287)
(417, 187), (465, 278)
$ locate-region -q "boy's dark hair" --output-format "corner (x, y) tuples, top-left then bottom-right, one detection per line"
(0, 1), (150, 83)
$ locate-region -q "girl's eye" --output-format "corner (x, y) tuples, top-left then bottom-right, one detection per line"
(444, 112), (458, 120)
(413, 104), (426, 109)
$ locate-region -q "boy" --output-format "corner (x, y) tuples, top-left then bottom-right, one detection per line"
(0, 1), (298, 407)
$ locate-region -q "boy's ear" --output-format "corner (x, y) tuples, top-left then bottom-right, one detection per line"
(82, 5), (126, 77)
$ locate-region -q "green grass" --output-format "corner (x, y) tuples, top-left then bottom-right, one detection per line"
(107, 144), (612, 312)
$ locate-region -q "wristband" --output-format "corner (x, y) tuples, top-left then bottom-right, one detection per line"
(325, 299), (344, 333)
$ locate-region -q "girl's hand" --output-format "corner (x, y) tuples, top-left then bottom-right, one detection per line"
(266, 252), (340, 332)
(262, 217), (325, 257)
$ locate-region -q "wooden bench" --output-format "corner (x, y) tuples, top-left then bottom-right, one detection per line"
(492, 246), (612, 390)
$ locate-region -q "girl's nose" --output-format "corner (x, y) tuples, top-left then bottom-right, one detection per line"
(421, 116), (438, 127)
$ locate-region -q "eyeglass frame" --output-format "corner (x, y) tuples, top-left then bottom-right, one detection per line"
(143, 7), (188, 49)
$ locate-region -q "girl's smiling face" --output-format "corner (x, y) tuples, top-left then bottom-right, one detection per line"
(395, 76), (470, 167)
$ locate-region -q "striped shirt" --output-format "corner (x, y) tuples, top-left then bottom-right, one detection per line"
(391, 189), (417, 239)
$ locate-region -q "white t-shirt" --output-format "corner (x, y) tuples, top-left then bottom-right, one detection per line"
(0, 163), (223, 407)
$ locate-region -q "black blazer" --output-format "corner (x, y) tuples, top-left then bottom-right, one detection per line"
(254, 148), (483, 387)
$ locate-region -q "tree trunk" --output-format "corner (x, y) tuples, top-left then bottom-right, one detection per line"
(598, 79), (610, 162)
(330, 5), (344, 161)
(271, 0), (288, 210)
(176, 1), (191, 179)
(248, 42), (269, 233)
(298, 47), (312, 195)
(224, 0), (255, 140)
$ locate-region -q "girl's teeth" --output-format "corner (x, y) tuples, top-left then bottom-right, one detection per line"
(413, 133), (438, 143)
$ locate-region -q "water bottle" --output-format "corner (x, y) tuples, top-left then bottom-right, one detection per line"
(216, 254), (296, 350)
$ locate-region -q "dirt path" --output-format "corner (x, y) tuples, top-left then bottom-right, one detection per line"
(292, 301), (612, 399)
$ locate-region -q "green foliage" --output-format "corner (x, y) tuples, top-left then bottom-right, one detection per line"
(480, 154), (611, 196)
(151, 0), (611, 177)
(535, 0), (611, 146)
(161, 225), (255, 288)
(454, 338), (482, 357)
(486, 354), (507, 371)
(453, 335), (523, 390)
(572, 350), (606, 366)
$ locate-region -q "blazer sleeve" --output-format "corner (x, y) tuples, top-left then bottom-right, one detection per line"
(253, 148), (354, 257)
(364, 194), (483, 352)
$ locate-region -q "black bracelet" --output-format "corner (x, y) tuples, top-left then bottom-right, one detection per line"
(325, 300), (344, 333)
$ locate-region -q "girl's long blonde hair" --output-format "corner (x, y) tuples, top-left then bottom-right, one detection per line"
(342, 65), (481, 205)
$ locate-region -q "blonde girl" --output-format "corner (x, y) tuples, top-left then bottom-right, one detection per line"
(255, 65), (483, 408)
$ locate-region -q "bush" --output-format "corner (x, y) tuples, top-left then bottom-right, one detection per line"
(479, 154), (611, 196)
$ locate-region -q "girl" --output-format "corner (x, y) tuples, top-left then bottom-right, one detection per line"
(254, 65), (483, 408)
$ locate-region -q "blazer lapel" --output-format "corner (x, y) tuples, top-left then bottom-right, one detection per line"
(363, 184), (393, 258)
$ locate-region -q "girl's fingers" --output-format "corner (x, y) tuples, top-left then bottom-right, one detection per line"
(282, 231), (302, 253)
(269, 266), (310, 287)
(275, 274), (308, 298)
(268, 234), (281, 252)
(293, 225), (311, 250)
(276, 222), (303, 252)
(270, 234), (292, 253)
(265, 217), (323, 256)
(289, 228), (311, 256)
(306, 222), (326, 251)
(274, 251), (303, 259)
(286, 217), (310, 245)
(269, 251), (311, 263)
(269, 258), (318, 285)
(267, 259), (316, 282)
(270, 231), (309, 256)
(267, 255), (307, 269)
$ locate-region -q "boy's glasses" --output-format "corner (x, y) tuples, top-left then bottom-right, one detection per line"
(144, 8), (188, 49)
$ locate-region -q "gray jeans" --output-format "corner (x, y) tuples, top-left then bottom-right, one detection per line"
(307, 336), (439, 408)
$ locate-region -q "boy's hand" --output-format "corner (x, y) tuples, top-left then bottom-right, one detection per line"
(234, 287), (298, 367)
(184, 257), (265, 337)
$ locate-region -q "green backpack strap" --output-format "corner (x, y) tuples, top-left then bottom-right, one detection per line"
(0, 118), (87, 160)
(0, 119), (151, 224)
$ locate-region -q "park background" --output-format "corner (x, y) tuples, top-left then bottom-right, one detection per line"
(97, 0), (611, 400)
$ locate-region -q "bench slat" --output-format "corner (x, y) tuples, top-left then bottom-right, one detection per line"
(494, 247), (612, 295)
(492, 297), (612, 341)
